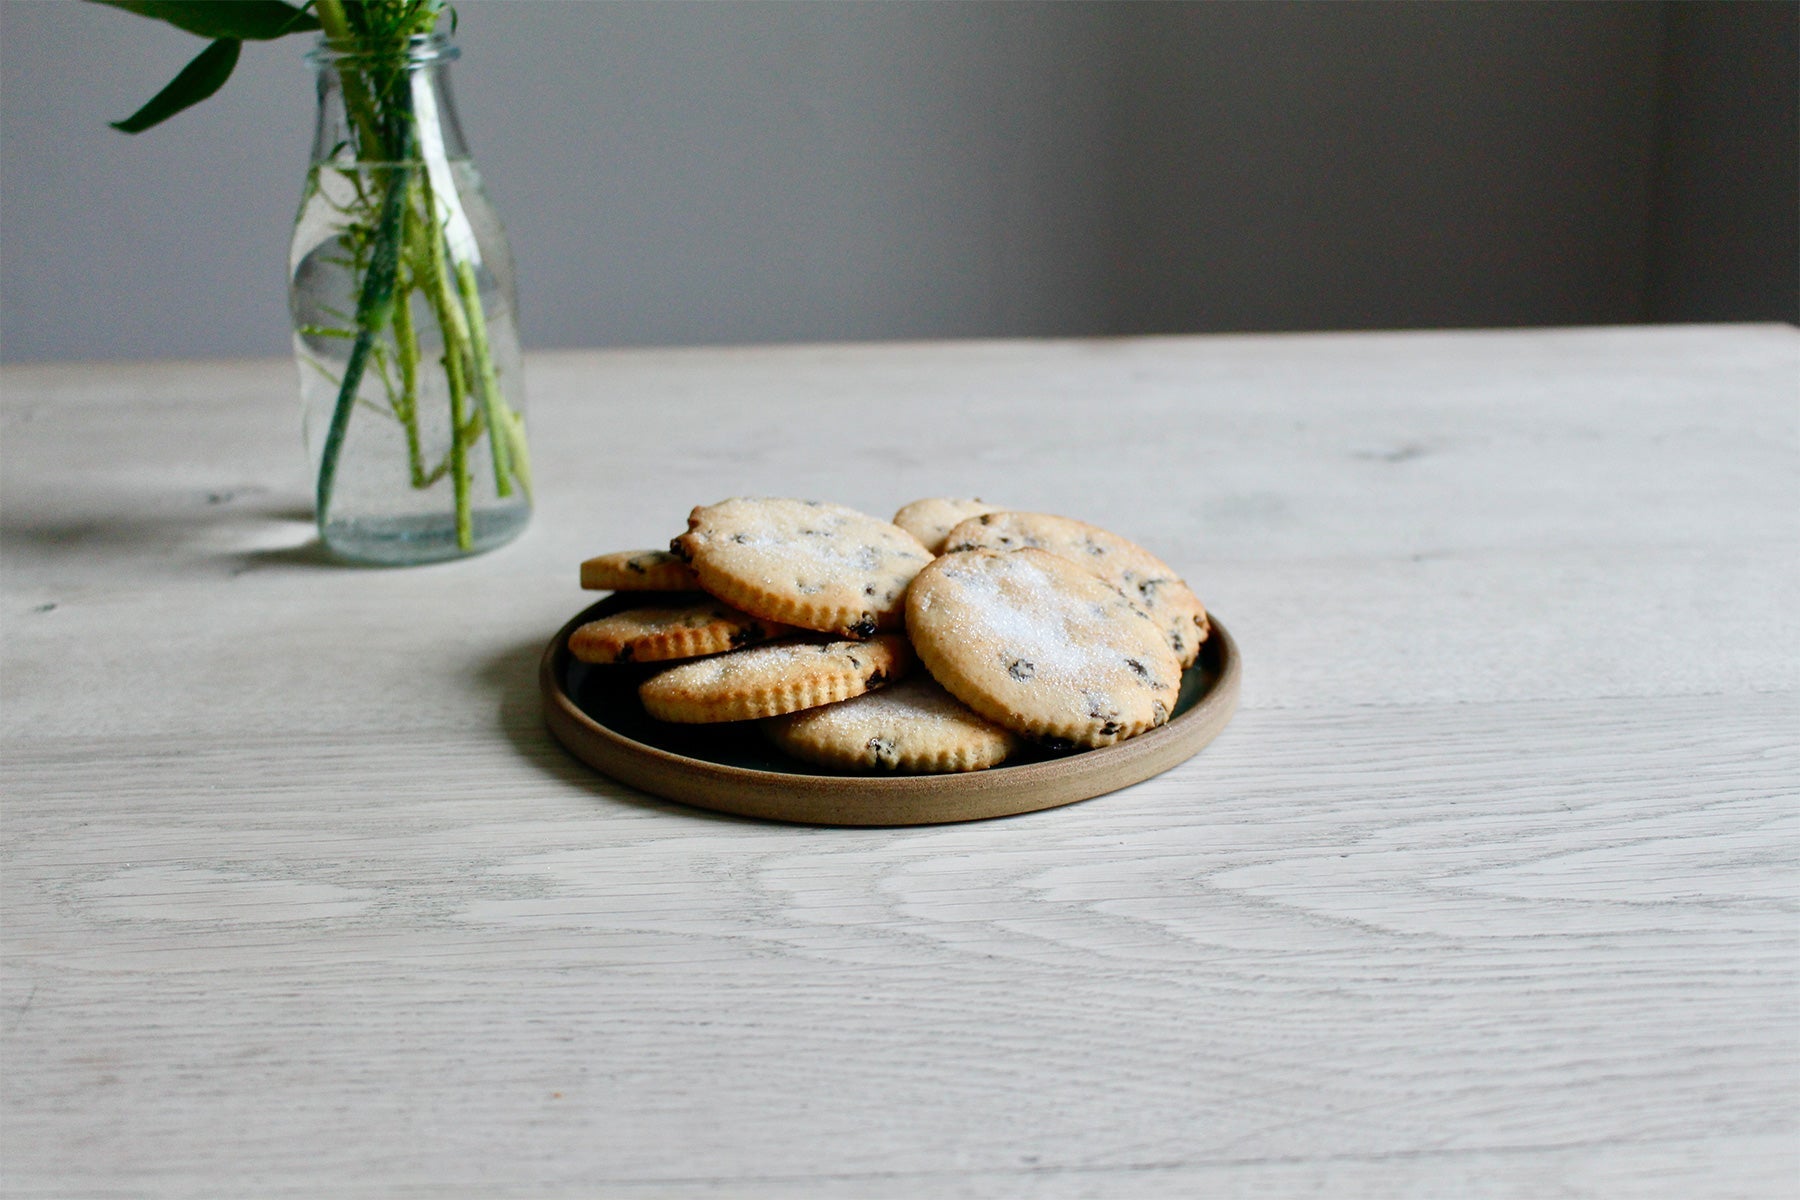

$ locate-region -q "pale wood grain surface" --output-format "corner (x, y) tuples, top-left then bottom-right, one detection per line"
(3, 326), (1797, 1197)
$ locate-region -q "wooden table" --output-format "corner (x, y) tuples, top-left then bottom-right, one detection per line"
(4, 325), (1796, 1197)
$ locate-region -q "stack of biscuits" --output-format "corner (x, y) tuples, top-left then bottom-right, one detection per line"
(569, 497), (1209, 774)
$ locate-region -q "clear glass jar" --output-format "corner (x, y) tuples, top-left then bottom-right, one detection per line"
(289, 33), (530, 564)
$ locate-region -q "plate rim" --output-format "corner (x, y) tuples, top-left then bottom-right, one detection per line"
(540, 599), (1240, 825)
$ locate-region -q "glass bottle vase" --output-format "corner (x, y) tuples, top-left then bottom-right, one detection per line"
(289, 33), (530, 565)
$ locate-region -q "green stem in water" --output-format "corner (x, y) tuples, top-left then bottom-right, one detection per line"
(314, 156), (411, 530)
(446, 345), (472, 549)
(392, 270), (425, 487)
(454, 257), (513, 498)
(502, 405), (533, 497)
(416, 181), (478, 549)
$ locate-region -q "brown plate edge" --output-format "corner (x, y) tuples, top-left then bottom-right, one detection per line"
(539, 604), (1240, 826)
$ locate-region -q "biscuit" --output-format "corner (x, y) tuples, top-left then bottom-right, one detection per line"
(942, 511), (1209, 667)
(638, 634), (912, 724)
(672, 498), (933, 637)
(567, 599), (791, 664)
(891, 497), (1004, 555)
(579, 550), (699, 592)
(763, 676), (1020, 773)
(905, 548), (1181, 748)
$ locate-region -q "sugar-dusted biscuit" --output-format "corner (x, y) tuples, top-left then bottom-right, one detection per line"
(891, 497), (1004, 555)
(906, 548), (1181, 749)
(671, 498), (933, 637)
(579, 549), (699, 592)
(638, 634), (912, 724)
(763, 675), (1020, 773)
(567, 599), (791, 664)
(942, 511), (1209, 667)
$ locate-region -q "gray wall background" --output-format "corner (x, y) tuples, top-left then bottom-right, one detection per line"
(1, 0), (1794, 363)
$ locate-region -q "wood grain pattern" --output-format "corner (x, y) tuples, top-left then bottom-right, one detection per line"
(3, 326), (1797, 1197)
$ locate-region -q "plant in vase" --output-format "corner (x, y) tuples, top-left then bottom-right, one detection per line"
(96, 0), (531, 564)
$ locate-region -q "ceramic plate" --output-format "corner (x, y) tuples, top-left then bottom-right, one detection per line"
(541, 595), (1240, 825)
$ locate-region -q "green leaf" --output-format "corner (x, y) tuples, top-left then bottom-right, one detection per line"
(109, 37), (241, 133)
(87, 1), (319, 41)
